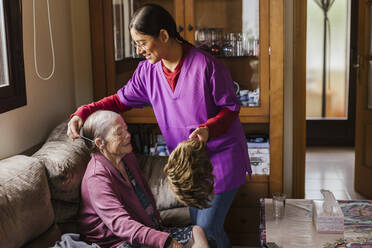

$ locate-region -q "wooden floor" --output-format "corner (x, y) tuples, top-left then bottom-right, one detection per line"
(305, 146), (367, 200)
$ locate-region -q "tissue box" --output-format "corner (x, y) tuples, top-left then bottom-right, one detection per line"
(313, 200), (344, 234)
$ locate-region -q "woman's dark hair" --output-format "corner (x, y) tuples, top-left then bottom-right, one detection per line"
(129, 4), (191, 45)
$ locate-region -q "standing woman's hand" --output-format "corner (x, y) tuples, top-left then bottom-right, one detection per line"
(67, 115), (83, 140)
(189, 126), (209, 144)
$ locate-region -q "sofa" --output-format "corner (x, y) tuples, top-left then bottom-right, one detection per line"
(0, 120), (190, 248)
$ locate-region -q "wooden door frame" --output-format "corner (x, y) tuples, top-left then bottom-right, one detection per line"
(269, 0), (284, 194)
(354, 0), (372, 198)
(292, 0), (307, 199)
(89, 0), (116, 100)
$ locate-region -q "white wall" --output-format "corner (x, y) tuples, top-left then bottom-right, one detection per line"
(0, 0), (92, 159)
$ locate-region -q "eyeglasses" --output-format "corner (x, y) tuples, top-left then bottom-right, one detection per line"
(131, 40), (147, 51)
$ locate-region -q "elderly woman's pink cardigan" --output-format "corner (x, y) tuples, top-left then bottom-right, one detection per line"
(77, 152), (169, 248)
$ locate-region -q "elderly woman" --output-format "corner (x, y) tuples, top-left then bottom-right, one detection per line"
(77, 110), (209, 248)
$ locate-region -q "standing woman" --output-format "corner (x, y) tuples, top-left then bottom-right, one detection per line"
(67, 4), (251, 248)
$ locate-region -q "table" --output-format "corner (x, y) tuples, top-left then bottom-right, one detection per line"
(259, 199), (372, 248)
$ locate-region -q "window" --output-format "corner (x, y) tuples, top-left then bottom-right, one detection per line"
(0, 0), (26, 114)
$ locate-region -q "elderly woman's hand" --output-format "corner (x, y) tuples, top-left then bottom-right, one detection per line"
(67, 115), (83, 140)
(189, 126), (209, 144)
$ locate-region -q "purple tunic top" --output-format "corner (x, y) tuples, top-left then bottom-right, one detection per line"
(117, 47), (251, 194)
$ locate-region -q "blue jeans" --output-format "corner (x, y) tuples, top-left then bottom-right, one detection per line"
(189, 188), (238, 248)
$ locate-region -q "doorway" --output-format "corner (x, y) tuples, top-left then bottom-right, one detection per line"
(304, 0), (357, 199)
(304, 0), (366, 200)
(306, 0), (356, 146)
(293, 0), (372, 200)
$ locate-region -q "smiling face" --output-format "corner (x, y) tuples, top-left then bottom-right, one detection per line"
(101, 116), (132, 157)
(130, 28), (167, 64)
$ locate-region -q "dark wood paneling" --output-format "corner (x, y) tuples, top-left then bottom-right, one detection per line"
(227, 232), (260, 247)
(225, 206), (261, 246)
(89, 0), (108, 100)
(232, 181), (269, 208)
(365, 124), (372, 168)
(103, 0), (116, 96)
(225, 175), (268, 246)
(225, 207), (260, 233)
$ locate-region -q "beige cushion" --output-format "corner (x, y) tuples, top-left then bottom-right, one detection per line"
(136, 155), (185, 211)
(33, 141), (90, 202)
(0, 155), (55, 248)
(35, 120), (89, 198)
(33, 120), (90, 224)
(33, 141), (90, 224)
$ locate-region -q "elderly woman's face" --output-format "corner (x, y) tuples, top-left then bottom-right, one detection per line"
(102, 116), (132, 157)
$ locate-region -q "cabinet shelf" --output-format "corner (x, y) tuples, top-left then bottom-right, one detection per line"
(122, 106), (269, 124)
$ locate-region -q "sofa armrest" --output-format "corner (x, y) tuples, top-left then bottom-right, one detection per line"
(0, 155), (55, 248)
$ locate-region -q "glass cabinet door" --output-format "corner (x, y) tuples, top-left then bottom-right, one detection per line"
(185, 0), (269, 120)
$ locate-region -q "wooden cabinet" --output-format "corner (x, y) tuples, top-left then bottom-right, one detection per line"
(89, 0), (283, 246)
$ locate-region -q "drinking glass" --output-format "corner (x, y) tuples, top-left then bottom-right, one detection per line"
(272, 192), (286, 218)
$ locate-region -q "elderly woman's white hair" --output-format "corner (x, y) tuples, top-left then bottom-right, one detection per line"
(81, 110), (123, 153)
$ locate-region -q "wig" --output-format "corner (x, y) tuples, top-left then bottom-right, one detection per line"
(164, 139), (215, 209)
